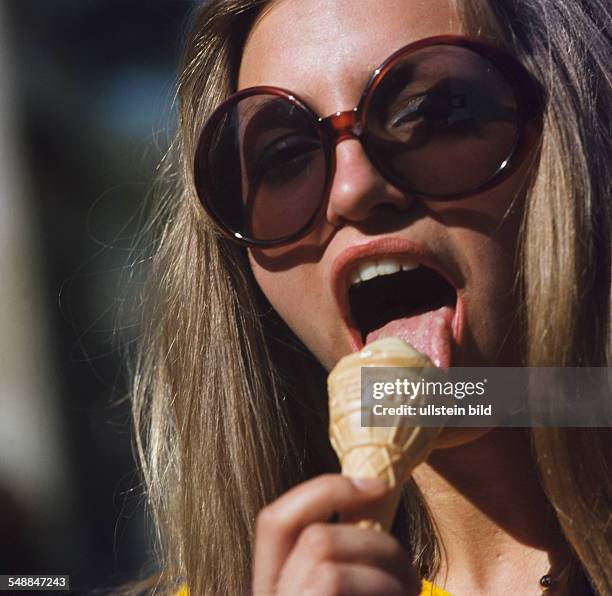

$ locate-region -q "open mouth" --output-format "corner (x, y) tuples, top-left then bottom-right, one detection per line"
(347, 258), (458, 367)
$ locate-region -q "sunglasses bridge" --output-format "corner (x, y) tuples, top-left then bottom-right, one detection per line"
(319, 107), (364, 144)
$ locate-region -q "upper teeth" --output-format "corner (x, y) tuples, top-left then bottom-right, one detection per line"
(349, 257), (419, 286)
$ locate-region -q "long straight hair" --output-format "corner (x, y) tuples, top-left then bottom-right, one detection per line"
(127, 1), (611, 593)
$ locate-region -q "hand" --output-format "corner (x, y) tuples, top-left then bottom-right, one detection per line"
(252, 474), (421, 595)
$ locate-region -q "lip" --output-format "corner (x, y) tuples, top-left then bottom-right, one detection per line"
(330, 237), (465, 356)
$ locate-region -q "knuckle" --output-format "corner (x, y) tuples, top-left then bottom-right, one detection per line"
(313, 561), (343, 594)
(300, 524), (334, 560)
(256, 504), (284, 534)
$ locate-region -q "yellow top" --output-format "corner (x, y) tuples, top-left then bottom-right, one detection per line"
(176, 579), (450, 595)
(421, 579), (452, 595)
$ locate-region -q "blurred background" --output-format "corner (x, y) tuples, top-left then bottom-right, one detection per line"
(0, 1), (195, 593)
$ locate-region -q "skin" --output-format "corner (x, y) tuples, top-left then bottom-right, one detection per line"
(239, 1), (572, 594)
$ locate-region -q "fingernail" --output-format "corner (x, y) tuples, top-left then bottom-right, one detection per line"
(351, 477), (387, 493)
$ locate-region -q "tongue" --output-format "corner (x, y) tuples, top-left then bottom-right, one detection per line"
(365, 306), (454, 368)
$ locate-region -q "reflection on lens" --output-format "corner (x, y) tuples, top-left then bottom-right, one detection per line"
(366, 45), (519, 196)
(204, 94), (326, 242)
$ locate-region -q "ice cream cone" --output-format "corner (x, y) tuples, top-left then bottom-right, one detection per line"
(328, 338), (442, 531)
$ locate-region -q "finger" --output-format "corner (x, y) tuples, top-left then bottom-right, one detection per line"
(296, 562), (419, 596)
(252, 475), (387, 594)
(281, 523), (417, 588)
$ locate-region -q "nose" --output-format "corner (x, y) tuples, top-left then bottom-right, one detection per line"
(324, 136), (413, 228)
(321, 108), (413, 228)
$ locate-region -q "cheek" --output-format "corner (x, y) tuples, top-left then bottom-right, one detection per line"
(423, 159), (529, 366)
(249, 260), (304, 318)
(248, 255), (334, 361)
(435, 159), (527, 292)
(456, 229), (519, 334)
(443, 188), (525, 364)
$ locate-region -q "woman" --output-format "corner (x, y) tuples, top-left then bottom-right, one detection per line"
(127, 0), (611, 594)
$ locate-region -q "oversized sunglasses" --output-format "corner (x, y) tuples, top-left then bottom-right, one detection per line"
(194, 35), (544, 247)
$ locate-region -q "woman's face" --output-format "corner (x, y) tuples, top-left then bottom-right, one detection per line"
(240, 0), (531, 373)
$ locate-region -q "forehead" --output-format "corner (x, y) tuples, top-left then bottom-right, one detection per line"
(239, 0), (464, 113)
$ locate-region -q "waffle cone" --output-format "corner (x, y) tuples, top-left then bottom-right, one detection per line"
(328, 338), (442, 531)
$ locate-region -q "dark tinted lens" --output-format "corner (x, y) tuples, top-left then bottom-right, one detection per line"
(366, 45), (519, 196)
(201, 93), (326, 242)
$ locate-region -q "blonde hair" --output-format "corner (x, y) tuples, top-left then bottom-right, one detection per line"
(126, 0), (611, 593)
